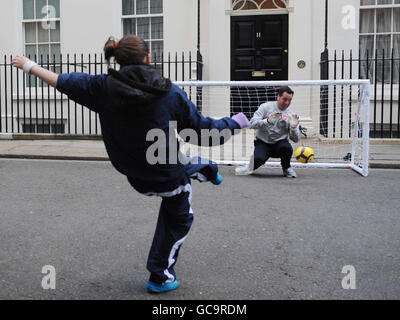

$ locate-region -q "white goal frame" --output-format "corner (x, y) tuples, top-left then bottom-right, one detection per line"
(175, 80), (371, 177)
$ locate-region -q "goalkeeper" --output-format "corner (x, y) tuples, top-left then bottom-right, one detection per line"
(12, 35), (250, 294)
(236, 86), (301, 178)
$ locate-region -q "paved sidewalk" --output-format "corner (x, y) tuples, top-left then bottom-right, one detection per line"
(0, 134), (399, 168)
(0, 138), (108, 161)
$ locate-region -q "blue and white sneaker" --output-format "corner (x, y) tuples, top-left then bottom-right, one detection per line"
(147, 280), (179, 293)
(210, 172), (223, 185)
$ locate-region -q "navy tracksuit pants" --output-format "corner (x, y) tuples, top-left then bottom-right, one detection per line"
(144, 157), (218, 284)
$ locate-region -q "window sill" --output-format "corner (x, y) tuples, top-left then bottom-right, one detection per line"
(12, 93), (65, 101)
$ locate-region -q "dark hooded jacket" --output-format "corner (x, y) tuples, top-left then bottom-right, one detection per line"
(56, 64), (240, 193)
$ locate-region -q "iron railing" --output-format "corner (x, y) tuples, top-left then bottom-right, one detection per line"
(0, 52), (203, 135)
(321, 49), (400, 139)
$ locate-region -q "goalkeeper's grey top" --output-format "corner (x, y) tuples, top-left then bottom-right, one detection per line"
(249, 101), (301, 144)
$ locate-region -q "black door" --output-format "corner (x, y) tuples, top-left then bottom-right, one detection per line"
(230, 15), (288, 116)
(231, 15), (288, 81)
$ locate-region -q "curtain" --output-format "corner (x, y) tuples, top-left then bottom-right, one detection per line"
(123, 18), (136, 36)
(150, 0), (163, 14)
(23, 0), (35, 19)
(48, 0), (60, 18)
(137, 17), (150, 39)
(36, 0), (47, 20)
(394, 8), (399, 83)
(360, 7), (399, 84)
(25, 22), (37, 43)
(359, 10), (374, 81)
(151, 17), (163, 39)
(137, 0), (149, 14)
(393, 34), (399, 84)
(122, 0), (135, 15)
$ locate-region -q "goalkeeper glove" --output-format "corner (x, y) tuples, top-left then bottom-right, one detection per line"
(288, 113), (300, 130)
(263, 112), (282, 126)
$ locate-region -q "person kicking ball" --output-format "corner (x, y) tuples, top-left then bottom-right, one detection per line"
(13, 35), (250, 293)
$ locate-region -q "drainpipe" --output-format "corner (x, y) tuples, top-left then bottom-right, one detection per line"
(197, 0), (203, 80)
(320, 0), (329, 136)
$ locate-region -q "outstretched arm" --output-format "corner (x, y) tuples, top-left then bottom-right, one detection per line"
(12, 55), (107, 112)
(12, 55), (58, 88)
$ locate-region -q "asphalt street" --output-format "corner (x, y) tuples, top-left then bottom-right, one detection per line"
(0, 159), (399, 300)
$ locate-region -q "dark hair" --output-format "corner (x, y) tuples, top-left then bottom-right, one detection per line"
(278, 86), (294, 97)
(104, 35), (149, 66)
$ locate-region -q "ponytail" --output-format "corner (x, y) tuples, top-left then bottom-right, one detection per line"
(104, 37), (118, 62)
(104, 35), (149, 67)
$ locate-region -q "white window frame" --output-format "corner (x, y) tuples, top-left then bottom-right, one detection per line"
(231, 0), (288, 10)
(22, 0), (61, 60)
(19, 118), (67, 134)
(121, 0), (164, 60)
(359, 1), (400, 85)
(22, 0), (61, 88)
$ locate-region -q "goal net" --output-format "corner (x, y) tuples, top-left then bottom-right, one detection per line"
(174, 80), (371, 177)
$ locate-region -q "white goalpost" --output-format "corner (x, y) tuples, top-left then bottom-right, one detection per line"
(175, 80), (371, 177)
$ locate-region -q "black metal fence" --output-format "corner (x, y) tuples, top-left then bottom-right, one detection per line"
(321, 49), (400, 139)
(0, 52), (203, 135)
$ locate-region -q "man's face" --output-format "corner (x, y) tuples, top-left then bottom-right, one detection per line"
(277, 92), (293, 111)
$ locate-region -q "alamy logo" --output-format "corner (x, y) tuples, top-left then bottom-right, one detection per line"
(341, 5), (356, 30)
(41, 5), (57, 30)
(41, 265), (56, 290)
(145, 121), (249, 165)
(341, 265), (356, 290)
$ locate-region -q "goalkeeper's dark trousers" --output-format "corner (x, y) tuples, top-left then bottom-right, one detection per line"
(253, 138), (293, 170)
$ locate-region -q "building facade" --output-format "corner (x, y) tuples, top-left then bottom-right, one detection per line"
(0, 0), (398, 137)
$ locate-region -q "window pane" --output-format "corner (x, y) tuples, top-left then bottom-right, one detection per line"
(38, 44), (50, 62)
(150, 0), (163, 14)
(360, 35), (374, 56)
(233, 0), (257, 10)
(37, 125), (51, 133)
(50, 21), (60, 42)
(394, 34), (399, 84)
(23, 124), (36, 133)
(38, 22), (50, 43)
(151, 17), (163, 39)
(51, 124), (65, 134)
(50, 44), (61, 63)
(25, 44), (37, 87)
(377, 0), (392, 4)
(360, 0), (376, 5)
(151, 41), (163, 60)
(359, 35), (374, 81)
(25, 22), (37, 43)
(394, 8), (400, 32)
(48, 0), (60, 18)
(23, 0), (35, 19)
(137, 0), (149, 14)
(376, 9), (391, 33)
(376, 59), (391, 83)
(123, 18), (136, 35)
(122, 0), (135, 15)
(137, 18), (150, 39)
(36, 0), (47, 20)
(25, 44), (37, 59)
(376, 35), (391, 57)
(360, 9), (375, 33)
